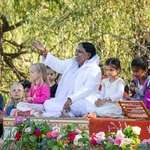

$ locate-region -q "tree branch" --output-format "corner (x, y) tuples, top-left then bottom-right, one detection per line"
(101, 32), (150, 53)
(1, 15), (25, 32)
(3, 51), (28, 59)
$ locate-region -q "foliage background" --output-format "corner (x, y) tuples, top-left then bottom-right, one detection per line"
(0, 0), (150, 104)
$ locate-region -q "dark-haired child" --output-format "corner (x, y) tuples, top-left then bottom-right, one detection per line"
(47, 66), (58, 97)
(88, 58), (125, 118)
(19, 79), (31, 99)
(128, 57), (150, 109)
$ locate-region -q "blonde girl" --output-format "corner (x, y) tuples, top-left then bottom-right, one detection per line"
(6, 82), (24, 116)
(16, 63), (50, 116)
(26, 63), (50, 104)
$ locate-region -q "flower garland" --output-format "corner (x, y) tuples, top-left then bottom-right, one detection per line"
(2, 116), (149, 150)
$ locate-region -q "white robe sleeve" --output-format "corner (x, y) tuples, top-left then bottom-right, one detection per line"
(42, 52), (72, 74)
(69, 67), (101, 103)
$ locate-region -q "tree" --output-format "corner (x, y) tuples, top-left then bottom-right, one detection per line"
(0, 0), (150, 102)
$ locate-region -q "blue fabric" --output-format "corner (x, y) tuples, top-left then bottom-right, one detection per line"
(0, 94), (4, 111)
(6, 105), (16, 116)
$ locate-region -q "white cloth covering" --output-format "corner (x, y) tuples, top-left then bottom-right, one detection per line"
(88, 77), (125, 118)
(42, 52), (101, 117)
(17, 102), (44, 111)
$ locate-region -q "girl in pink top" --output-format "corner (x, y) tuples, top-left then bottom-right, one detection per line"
(16, 63), (50, 116)
(26, 63), (50, 104)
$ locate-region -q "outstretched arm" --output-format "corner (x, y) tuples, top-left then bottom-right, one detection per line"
(31, 41), (47, 58)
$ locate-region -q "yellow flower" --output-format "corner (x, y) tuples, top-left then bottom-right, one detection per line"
(42, 134), (46, 138)
(20, 124), (24, 127)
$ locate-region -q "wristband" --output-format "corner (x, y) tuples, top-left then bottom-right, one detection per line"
(40, 48), (47, 55)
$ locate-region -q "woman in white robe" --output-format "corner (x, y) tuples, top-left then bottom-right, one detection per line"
(32, 41), (101, 117)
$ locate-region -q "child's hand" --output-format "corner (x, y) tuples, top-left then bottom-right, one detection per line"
(95, 98), (103, 107)
(26, 97), (34, 103)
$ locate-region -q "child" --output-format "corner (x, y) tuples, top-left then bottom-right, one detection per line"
(19, 79), (31, 99)
(87, 58), (125, 118)
(6, 82), (24, 116)
(17, 63), (50, 116)
(47, 66), (58, 97)
(125, 57), (150, 109)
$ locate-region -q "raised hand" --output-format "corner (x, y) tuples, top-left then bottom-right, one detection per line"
(31, 41), (45, 52)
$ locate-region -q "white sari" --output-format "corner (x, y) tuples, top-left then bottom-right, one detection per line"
(43, 53), (101, 117)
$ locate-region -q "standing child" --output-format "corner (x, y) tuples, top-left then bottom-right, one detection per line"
(17, 63), (50, 116)
(6, 82), (24, 116)
(87, 58), (125, 118)
(47, 66), (58, 97)
(128, 57), (150, 109)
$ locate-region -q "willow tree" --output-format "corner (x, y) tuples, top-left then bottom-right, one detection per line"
(0, 0), (150, 101)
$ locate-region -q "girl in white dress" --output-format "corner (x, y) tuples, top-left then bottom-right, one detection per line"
(88, 58), (125, 118)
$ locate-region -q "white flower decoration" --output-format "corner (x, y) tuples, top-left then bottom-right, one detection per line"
(73, 134), (82, 146)
(132, 126), (141, 135)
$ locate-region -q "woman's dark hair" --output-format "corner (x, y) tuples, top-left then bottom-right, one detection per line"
(79, 42), (96, 59)
(131, 57), (148, 71)
(105, 58), (121, 70)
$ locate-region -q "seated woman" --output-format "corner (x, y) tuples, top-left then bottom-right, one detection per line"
(32, 41), (101, 117)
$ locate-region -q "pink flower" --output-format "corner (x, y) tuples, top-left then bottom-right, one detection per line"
(116, 130), (125, 139)
(52, 126), (60, 132)
(142, 139), (148, 144)
(74, 129), (82, 134)
(90, 138), (97, 146)
(47, 132), (52, 138)
(57, 135), (62, 142)
(108, 136), (115, 143)
(14, 116), (23, 125)
(91, 133), (96, 139)
(68, 132), (76, 140)
(34, 130), (41, 137)
(51, 131), (58, 138)
(95, 132), (105, 144)
(114, 138), (122, 147)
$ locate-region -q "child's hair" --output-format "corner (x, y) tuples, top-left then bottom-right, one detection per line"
(19, 79), (31, 89)
(130, 79), (136, 85)
(55, 73), (62, 83)
(105, 58), (121, 70)
(124, 85), (129, 94)
(46, 66), (56, 74)
(9, 82), (24, 106)
(31, 63), (49, 85)
(131, 57), (149, 72)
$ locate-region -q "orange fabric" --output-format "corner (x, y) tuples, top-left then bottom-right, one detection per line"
(123, 91), (131, 98)
(89, 118), (150, 140)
